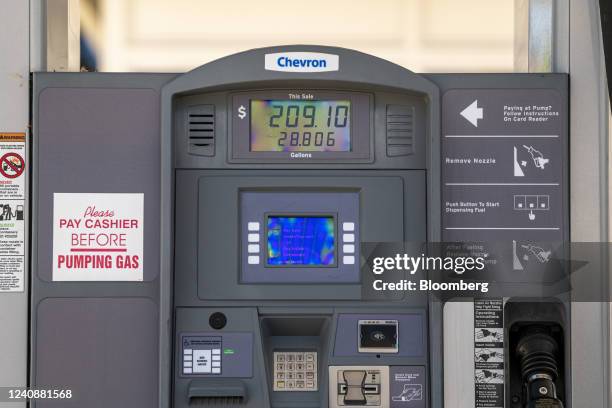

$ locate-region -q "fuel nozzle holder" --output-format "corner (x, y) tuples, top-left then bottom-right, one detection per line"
(516, 327), (564, 408)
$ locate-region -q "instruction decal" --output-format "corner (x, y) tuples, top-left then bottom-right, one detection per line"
(53, 193), (144, 281)
(0, 132), (26, 292)
(390, 366), (426, 407)
(474, 299), (504, 407)
(441, 88), (567, 407)
(442, 89), (565, 243)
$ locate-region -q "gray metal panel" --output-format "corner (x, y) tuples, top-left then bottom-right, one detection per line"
(172, 171), (425, 302)
(175, 307), (428, 408)
(174, 307), (270, 408)
(164, 46), (441, 408)
(513, 0), (570, 74)
(162, 46), (439, 176)
(481, 5), (611, 407)
(0, 2), (29, 408)
(172, 87), (429, 171)
(160, 45), (441, 241)
(35, 298), (158, 407)
(568, 1), (611, 407)
(36, 87), (161, 282)
(442, 302), (475, 407)
(32, 73), (174, 408)
(426, 73), (569, 408)
(514, 0), (555, 72)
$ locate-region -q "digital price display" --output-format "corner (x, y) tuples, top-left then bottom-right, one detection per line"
(250, 100), (351, 152)
(267, 216), (335, 266)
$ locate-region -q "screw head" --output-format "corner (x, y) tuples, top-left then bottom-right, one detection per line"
(538, 386), (548, 395)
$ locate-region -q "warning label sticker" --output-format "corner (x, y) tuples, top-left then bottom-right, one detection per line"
(0, 133), (26, 200)
(0, 152), (25, 179)
(0, 132), (26, 292)
(474, 299), (504, 407)
(53, 193), (144, 281)
(0, 199), (25, 255)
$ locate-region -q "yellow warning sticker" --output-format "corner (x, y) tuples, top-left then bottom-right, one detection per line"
(0, 131), (25, 292)
(0, 132), (26, 143)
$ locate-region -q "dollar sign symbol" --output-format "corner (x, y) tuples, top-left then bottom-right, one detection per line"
(238, 105), (246, 119)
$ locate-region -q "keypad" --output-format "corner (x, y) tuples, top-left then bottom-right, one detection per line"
(273, 351), (317, 391)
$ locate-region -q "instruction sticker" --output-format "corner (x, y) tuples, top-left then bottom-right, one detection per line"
(441, 87), (567, 408)
(0, 132), (26, 292)
(390, 366), (426, 407)
(53, 193), (144, 281)
(474, 299), (504, 407)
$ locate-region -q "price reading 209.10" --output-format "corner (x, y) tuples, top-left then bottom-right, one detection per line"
(249, 100), (351, 152)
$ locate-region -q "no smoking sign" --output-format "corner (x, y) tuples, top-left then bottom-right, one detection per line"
(0, 152), (25, 179)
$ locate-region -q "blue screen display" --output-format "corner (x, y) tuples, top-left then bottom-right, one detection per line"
(267, 216), (335, 266)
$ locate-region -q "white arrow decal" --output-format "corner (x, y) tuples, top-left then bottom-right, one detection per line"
(460, 99), (483, 127)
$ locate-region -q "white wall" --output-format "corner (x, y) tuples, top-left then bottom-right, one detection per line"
(85, 0), (515, 72)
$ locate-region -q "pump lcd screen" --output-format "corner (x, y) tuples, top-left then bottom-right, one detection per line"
(266, 216), (335, 266)
(250, 100), (351, 152)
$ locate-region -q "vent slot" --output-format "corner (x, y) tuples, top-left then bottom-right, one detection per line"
(187, 379), (247, 406)
(189, 396), (245, 406)
(187, 105), (215, 156)
(386, 105), (414, 156)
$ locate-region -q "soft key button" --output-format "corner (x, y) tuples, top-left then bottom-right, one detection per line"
(343, 234), (355, 243)
(248, 222), (260, 231)
(342, 222), (355, 232)
(343, 256), (355, 265)
(183, 351), (193, 374)
(343, 244), (355, 253)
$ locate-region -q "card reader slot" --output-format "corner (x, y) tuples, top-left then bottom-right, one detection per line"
(338, 382), (380, 395)
(363, 384), (380, 394)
